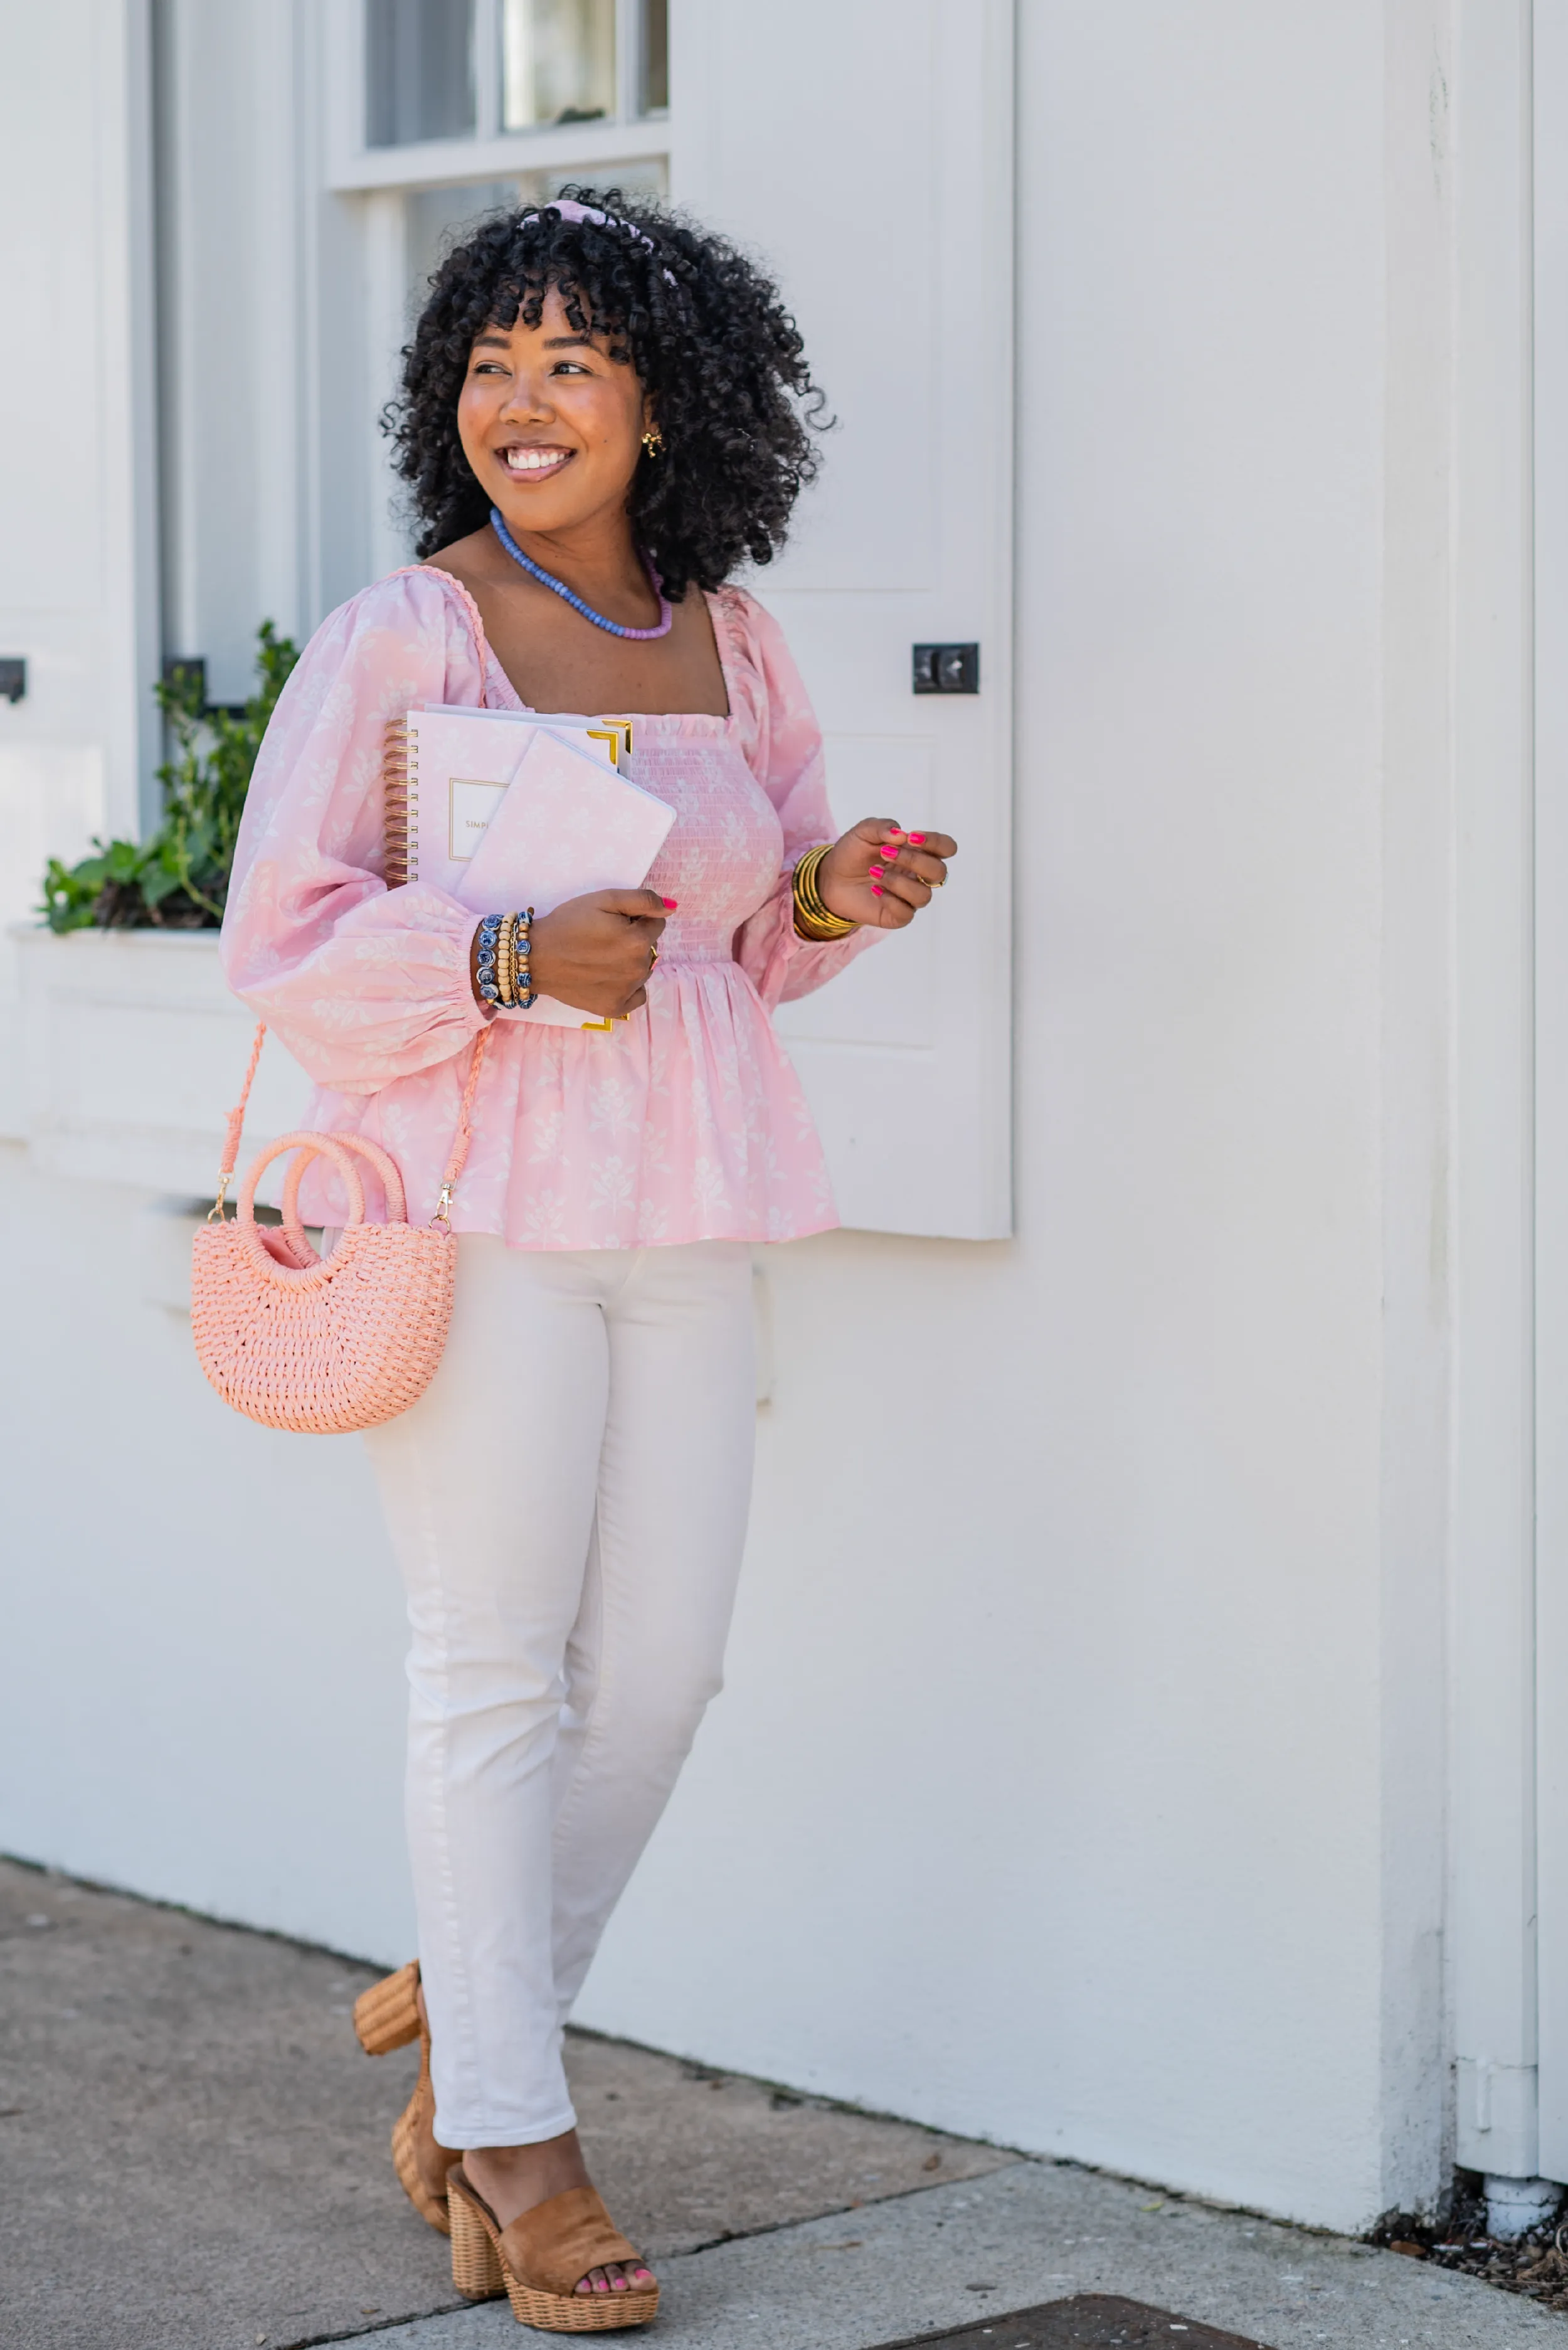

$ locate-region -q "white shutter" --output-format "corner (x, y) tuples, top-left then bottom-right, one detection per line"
(672, 0), (1014, 1239)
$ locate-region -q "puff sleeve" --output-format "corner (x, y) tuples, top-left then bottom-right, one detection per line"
(220, 570), (490, 1094)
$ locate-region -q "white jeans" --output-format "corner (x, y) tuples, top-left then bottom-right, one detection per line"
(364, 1236), (756, 2147)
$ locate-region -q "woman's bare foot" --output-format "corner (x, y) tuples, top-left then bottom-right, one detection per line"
(463, 2132), (655, 2299)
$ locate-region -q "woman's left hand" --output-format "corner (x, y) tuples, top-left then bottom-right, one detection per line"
(816, 819), (957, 930)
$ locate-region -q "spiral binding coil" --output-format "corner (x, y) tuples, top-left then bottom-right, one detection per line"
(383, 718), (418, 887)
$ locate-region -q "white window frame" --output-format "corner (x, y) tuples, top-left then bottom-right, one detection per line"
(325, 0), (670, 196)
(321, 0), (672, 582)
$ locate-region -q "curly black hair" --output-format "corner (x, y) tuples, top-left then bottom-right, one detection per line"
(384, 187), (829, 597)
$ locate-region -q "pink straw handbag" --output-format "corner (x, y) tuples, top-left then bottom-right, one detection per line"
(191, 1021), (491, 1433)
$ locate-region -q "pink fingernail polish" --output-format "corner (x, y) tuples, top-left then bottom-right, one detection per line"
(662, 897), (678, 910)
(871, 882), (884, 896)
(909, 832), (927, 844)
(879, 848), (897, 863)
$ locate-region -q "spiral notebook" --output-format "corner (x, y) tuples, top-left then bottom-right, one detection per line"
(383, 706), (635, 895)
(383, 705), (674, 1029)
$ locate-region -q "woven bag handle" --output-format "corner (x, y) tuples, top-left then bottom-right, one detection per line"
(279, 1131), (408, 1234)
(211, 1019), (493, 1230)
(272, 1132), (410, 1267)
(238, 1130), (369, 1228)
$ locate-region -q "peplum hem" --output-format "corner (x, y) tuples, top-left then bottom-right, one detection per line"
(289, 957), (839, 1252)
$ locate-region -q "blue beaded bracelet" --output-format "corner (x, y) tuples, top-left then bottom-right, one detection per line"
(477, 915), (504, 1004)
(476, 910), (536, 1009)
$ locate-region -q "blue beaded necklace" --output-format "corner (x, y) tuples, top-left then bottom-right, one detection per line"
(490, 509), (674, 640)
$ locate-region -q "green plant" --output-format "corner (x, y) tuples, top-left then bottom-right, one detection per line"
(41, 621), (299, 933)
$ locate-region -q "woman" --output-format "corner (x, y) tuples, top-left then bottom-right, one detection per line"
(222, 193), (955, 2331)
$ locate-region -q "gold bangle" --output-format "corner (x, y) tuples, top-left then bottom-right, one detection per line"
(793, 843), (857, 942)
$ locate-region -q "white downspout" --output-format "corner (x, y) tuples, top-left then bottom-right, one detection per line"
(1449, 0), (1544, 2205)
(1533, 0), (1568, 2220)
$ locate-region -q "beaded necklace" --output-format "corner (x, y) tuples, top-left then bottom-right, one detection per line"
(489, 509), (674, 641)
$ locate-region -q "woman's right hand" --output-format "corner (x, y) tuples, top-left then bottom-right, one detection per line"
(470, 890), (674, 1017)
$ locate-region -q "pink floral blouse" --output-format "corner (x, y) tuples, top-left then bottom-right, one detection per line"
(220, 566), (876, 1248)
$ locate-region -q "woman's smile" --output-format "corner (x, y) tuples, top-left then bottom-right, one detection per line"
(499, 442), (575, 482)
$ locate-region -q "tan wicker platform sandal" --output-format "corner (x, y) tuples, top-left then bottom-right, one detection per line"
(448, 2165), (660, 2332)
(352, 1960), (462, 2235)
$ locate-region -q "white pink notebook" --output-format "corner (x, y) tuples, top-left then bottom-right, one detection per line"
(383, 705), (673, 1029)
(383, 706), (636, 894)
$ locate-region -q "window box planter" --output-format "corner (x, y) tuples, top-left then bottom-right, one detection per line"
(12, 925), (312, 1198)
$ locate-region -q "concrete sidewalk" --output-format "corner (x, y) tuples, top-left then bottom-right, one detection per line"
(375, 2166), (1568, 2349)
(0, 1856), (1558, 2349)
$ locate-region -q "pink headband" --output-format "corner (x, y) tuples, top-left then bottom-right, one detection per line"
(519, 197), (678, 287)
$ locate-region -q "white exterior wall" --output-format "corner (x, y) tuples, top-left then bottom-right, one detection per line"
(1, 0), (1535, 2238)
(578, 0), (1445, 2233)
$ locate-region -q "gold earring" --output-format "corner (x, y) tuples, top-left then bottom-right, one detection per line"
(641, 425), (663, 455)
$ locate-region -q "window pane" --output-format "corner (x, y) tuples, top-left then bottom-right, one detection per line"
(367, 0), (475, 148)
(502, 0), (616, 129)
(638, 0), (667, 114)
(406, 183), (521, 320)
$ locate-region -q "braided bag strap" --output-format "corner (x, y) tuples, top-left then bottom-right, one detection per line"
(433, 1024), (492, 1230)
(209, 1020), (269, 1221)
(211, 1020), (493, 1229)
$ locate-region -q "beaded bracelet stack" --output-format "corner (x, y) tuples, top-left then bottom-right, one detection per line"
(476, 909), (536, 1009)
(791, 844), (858, 942)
